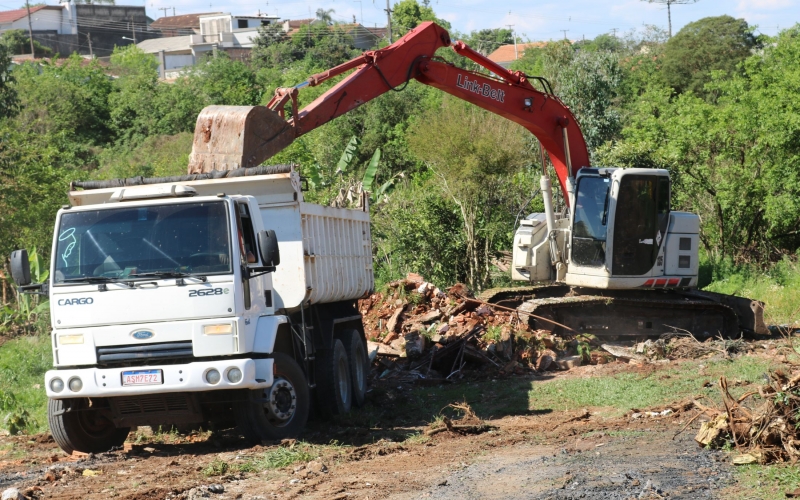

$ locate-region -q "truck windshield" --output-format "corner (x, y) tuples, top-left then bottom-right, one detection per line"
(571, 176), (610, 268)
(54, 202), (231, 284)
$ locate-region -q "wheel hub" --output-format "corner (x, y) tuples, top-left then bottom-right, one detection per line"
(265, 377), (296, 423)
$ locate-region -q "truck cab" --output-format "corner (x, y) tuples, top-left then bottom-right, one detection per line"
(11, 168), (373, 454)
(512, 168), (700, 289)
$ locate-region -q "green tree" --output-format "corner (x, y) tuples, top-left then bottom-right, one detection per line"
(407, 98), (535, 289)
(555, 49), (623, 153)
(315, 8), (335, 25)
(391, 0), (450, 35)
(11, 55), (112, 144)
(463, 28), (513, 56)
(107, 45), (160, 144)
(0, 29), (52, 57)
(661, 15), (758, 96)
(0, 43), (18, 119)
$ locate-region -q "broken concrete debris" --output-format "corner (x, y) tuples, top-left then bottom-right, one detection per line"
(360, 273), (732, 384)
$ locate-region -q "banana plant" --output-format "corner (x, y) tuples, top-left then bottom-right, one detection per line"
(335, 136), (361, 175)
(361, 148), (381, 194)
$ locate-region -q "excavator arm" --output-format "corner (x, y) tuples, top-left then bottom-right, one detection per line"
(187, 21), (590, 203)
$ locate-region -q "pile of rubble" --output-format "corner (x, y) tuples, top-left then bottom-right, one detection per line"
(692, 372), (800, 464)
(358, 273), (600, 383)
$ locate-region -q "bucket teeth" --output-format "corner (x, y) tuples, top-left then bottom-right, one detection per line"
(187, 105), (295, 174)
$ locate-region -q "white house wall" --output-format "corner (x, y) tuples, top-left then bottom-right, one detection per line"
(165, 54), (193, 70)
(25, 9), (63, 32)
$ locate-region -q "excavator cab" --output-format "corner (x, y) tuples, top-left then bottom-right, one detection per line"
(513, 168), (700, 290)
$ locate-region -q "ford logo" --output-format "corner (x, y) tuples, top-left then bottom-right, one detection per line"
(132, 330), (154, 340)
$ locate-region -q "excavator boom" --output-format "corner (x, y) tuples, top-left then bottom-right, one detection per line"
(187, 21), (589, 202)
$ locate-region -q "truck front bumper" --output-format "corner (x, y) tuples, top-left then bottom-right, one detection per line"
(45, 358), (274, 398)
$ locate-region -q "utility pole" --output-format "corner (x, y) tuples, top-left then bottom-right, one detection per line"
(560, 29), (569, 41)
(506, 24), (517, 59)
(158, 7), (171, 17)
(172, 7), (176, 15)
(384, 0), (392, 43)
(86, 32), (93, 58)
(130, 17), (137, 43)
(610, 27), (618, 38)
(25, 0), (35, 57)
(354, 0), (363, 24)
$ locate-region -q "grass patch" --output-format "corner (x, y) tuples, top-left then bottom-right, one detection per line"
(526, 357), (776, 415)
(0, 334), (52, 434)
(728, 463), (800, 500)
(233, 443), (320, 474)
(704, 257), (800, 326)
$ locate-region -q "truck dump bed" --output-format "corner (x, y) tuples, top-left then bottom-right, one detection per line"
(69, 166), (374, 310)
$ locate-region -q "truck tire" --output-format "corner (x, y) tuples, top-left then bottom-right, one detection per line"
(341, 329), (368, 408)
(316, 339), (352, 417)
(235, 352), (310, 444)
(48, 398), (129, 455)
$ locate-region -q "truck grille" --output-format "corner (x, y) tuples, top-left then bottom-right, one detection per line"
(109, 393), (203, 426)
(115, 394), (191, 415)
(96, 341), (193, 367)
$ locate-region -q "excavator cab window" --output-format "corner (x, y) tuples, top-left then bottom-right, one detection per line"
(612, 175), (668, 276)
(571, 175), (611, 268)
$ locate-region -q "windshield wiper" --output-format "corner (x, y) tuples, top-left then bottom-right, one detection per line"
(128, 271), (208, 282)
(60, 276), (120, 283)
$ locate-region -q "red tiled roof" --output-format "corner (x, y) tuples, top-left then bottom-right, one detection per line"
(487, 42), (547, 63)
(0, 5), (60, 24)
(150, 12), (221, 30)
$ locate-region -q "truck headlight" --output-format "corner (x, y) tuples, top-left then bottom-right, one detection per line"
(68, 377), (82, 392)
(226, 367), (242, 383)
(203, 324), (233, 335)
(205, 369), (221, 385)
(59, 334), (84, 345)
(50, 378), (64, 393)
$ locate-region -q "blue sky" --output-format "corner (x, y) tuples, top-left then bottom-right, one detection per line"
(2, 0), (793, 41)
(143, 0), (797, 40)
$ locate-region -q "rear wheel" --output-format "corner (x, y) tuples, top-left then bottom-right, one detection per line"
(235, 352), (310, 444)
(341, 329), (368, 408)
(48, 398), (129, 455)
(316, 339), (352, 417)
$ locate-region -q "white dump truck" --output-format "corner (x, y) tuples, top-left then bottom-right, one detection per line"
(10, 165), (373, 454)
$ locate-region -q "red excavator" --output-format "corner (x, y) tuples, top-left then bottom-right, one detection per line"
(188, 21), (765, 338)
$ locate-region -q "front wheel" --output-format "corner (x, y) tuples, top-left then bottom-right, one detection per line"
(48, 398), (130, 455)
(234, 352), (310, 444)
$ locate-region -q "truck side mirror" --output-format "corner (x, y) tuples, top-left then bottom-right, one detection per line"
(10, 249), (31, 286)
(257, 230), (280, 269)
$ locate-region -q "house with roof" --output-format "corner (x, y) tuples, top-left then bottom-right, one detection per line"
(0, 2), (154, 57)
(487, 42), (547, 68)
(149, 12), (221, 37)
(138, 12), (278, 77)
(138, 13), (384, 78)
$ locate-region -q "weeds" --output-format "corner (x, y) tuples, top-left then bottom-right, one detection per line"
(0, 335), (51, 434)
(202, 459), (229, 477)
(233, 443), (319, 474)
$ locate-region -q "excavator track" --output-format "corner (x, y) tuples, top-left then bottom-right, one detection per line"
(479, 286), (766, 339)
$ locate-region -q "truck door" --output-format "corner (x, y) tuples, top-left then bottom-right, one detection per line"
(235, 200), (261, 311)
(611, 175), (669, 276)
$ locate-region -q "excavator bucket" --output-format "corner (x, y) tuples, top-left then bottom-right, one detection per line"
(187, 105), (296, 174)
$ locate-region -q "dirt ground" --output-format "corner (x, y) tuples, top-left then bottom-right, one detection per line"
(0, 356), (760, 500)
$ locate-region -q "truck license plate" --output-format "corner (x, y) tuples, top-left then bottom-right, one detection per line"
(122, 369), (163, 386)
